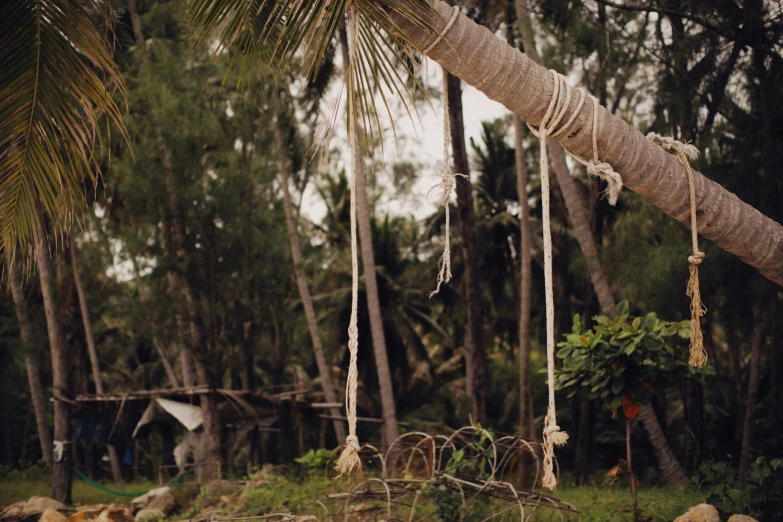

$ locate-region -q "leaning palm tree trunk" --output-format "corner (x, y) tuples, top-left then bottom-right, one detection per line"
(339, 23), (400, 446)
(516, 4), (688, 488)
(389, 0), (783, 286)
(70, 241), (124, 483)
(9, 258), (53, 471)
(36, 233), (72, 503)
(273, 103), (346, 443)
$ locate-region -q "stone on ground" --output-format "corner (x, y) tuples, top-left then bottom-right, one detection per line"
(38, 510), (68, 522)
(673, 504), (720, 522)
(727, 515), (758, 522)
(130, 488), (175, 516)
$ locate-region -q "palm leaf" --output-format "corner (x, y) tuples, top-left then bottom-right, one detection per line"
(186, 0), (434, 159)
(0, 0), (126, 253)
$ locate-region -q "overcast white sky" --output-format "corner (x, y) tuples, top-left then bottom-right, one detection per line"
(296, 61), (510, 225)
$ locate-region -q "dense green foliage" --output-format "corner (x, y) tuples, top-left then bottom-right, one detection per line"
(556, 302), (707, 416)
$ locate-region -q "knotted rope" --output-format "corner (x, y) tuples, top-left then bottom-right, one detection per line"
(527, 88), (623, 206)
(429, 65), (467, 297)
(527, 70), (574, 491)
(646, 133), (707, 368)
(335, 7), (362, 477)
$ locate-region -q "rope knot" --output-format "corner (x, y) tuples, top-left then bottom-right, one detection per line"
(335, 435), (362, 477)
(688, 251), (705, 265)
(646, 133), (700, 159)
(587, 161), (623, 206)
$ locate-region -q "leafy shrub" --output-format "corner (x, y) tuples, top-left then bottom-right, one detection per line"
(556, 301), (710, 416)
(293, 447), (337, 470)
(693, 457), (783, 519)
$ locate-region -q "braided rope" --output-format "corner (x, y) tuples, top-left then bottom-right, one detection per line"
(646, 133), (707, 368)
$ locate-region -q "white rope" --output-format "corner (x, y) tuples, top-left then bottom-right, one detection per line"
(527, 70), (573, 491)
(429, 68), (467, 297)
(53, 440), (70, 463)
(335, 7), (362, 477)
(527, 88), (623, 206)
(422, 5), (460, 55)
(646, 133), (707, 368)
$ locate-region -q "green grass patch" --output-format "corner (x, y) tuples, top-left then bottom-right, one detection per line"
(0, 479), (199, 510)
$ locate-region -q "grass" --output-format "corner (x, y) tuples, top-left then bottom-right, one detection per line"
(0, 479), (200, 511)
(1, 472), (706, 521)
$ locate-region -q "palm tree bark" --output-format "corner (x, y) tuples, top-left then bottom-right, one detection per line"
(445, 72), (486, 423)
(69, 241), (124, 483)
(513, 115), (534, 439)
(339, 22), (400, 445)
(273, 101), (346, 443)
(507, 7), (534, 440)
(637, 403), (690, 488)
(389, 0), (783, 287)
(9, 258), (53, 471)
(36, 234), (72, 503)
(739, 308), (763, 479)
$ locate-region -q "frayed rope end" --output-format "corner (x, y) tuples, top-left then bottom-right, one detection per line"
(687, 258), (708, 368)
(334, 435), (362, 477)
(587, 161), (623, 206)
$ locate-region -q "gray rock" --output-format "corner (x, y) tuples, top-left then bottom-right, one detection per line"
(130, 488), (175, 516)
(673, 504), (720, 522)
(133, 510), (165, 522)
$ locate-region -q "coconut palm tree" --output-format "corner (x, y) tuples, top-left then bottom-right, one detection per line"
(8, 255), (53, 471)
(180, 0), (782, 288)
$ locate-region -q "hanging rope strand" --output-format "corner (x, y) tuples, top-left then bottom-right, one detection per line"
(528, 70), (572, 491)
(335, 6), (362, 477)
(424, 5), (462, 297)
(646, 134), (707, 368)
(429, 66), (467, 297)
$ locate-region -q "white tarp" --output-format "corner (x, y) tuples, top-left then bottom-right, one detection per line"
(132, 398), (203, 438)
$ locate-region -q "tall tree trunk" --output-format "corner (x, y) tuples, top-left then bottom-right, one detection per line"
(339, 21), (400, 445)
(36, 234), (72, 503)
(506, 7), (534, 440)
(637, 403), (690, 488)
(273, 102), (346, 443)
(739, 308), (764, 479)
(70, 241), (123, 483)
(514, 115), (533, 439)
(446, 72), (487, 424)
(9, 258), (53, 471)
(161, 148), (222, 470)
(389, 0), (783, 286)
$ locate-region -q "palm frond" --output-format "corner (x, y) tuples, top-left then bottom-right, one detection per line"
(0, 0), (126, 254)
(186, 0), (435, 159)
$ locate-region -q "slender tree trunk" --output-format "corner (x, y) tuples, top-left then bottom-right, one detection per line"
(161, 147), (222, 470)
(446, 72), (486, 423)
(127, 0), (147, 62)
(739, 308), (764, 479)
(390, 0), (783, 286)
(70, 241), (123, 483)
(505, 8), (534, 439)
(626, 416), (639, 518)
(36, 234), (72, 503)
(339, 22), (400, 445)
(514, 116), (533, 439)
(9, 259), (53, 471)
(637, 404), (690, 488)
(154, 339), (181, 388)
(273, 103), (346, 443)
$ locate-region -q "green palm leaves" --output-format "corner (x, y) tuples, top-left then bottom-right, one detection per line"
(0, 0), (126, 252)
(187, 0), (431, 154)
